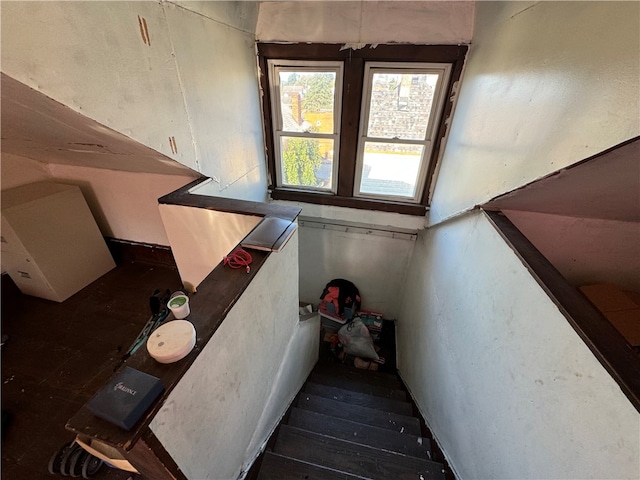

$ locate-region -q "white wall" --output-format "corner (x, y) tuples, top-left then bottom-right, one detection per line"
(503, 210), (640, 292)
(398, 211), (639, 479)
(398, 2), (640, 478)
(1, 153), (52, 190)
(1, 1), (268, 202)
(1, 155), (195, 246)
(159, 204), (261, 290)
(298, 224), (415, 318)
(274, 201), (423, 317)
(430, 1), (640, 224)
(151, 232), (320, 480)
(48, 164), (197, 246)
(257, 1), (474, 44)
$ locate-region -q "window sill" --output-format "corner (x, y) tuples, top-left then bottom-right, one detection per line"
(270, 188), (427, 216)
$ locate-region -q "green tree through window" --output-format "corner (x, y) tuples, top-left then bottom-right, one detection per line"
(282, 138), (322, 186)
(299, 73), (334, 112)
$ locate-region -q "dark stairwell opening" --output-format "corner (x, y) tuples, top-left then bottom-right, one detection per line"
(247, 327), (456, 480)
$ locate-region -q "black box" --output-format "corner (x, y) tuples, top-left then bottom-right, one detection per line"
(86, 366), (164, 431)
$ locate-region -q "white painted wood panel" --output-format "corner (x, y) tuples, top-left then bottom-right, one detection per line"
(1, 1), (194, 167)
(163, 2), (268, 201)
(1, 1), (268, 202)
(430, 1), (640, 223)
(159, 204), (261, 291)
(256, 1), (474, 44)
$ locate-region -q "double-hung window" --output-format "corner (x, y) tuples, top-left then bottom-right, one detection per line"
(268, 60), (343, 193)
(355, 63), (451, 203)
(258, 44), (467, 215)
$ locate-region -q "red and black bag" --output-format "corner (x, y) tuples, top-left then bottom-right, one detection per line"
(319, 279), (361, 320)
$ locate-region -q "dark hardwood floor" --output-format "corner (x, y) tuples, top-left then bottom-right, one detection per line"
(1, 260), (183, 479)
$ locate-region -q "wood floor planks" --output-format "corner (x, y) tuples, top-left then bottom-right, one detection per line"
(273, 426), (445, 480)
(288, 408), (431, 459)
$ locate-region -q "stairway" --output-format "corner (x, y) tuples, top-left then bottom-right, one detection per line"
(255, 362), (448, 480)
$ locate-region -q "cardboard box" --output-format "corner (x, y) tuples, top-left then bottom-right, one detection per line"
(579, 284), (638, 312)
(580, 283), (640, 347)
(605, 309), (640, 346)
(358, 311), (384, 332)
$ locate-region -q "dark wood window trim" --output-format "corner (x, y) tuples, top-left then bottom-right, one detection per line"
(485, 209), (640, 413)
(258, 43), (468, 216)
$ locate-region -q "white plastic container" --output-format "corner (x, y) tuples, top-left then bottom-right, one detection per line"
(167, 293), (190, 319)
(146, 320), (196, 364)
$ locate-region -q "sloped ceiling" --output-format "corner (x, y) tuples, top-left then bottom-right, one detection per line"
(1, 73), (197, 176)
(2, 72), (638, 223)
(484, 137), (640, 223)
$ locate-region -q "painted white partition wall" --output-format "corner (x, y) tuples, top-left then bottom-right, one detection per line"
(1, 1), (268, 202)
(151, 232), (320, 480)
(397, 211), (639, 479)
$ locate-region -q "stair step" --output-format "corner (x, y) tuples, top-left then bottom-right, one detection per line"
(296, 393), (421, 436)
(309, 372), (407, 401)
(257, 452), (364, 480)
(313, 363), (402, 390)
(303, 382), (413, 416)
(273, 425), (446, 480)
(288, 408), (432, 459)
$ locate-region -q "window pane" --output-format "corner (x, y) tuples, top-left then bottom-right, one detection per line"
(280, 136), (334, 189)
(359, 142), (423, 198)
(366, 72), (439, 140)
(278, 71), (336, 134)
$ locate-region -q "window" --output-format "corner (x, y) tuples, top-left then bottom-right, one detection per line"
(258, 44), (468, 215)
(267, 61), (343, 193)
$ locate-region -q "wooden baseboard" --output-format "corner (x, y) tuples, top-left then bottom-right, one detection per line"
(105, 238), (177, 268)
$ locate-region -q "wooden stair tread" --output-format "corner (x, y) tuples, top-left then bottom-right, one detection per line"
(304, 382), (412, 415)
(273, 425), (445, 480)
(288, 408), (432, 459)
(309, 372), (407, 401)
(296, 393), (421, 436)
(313, 363), (402, 389)
(257, 452), (365, 480)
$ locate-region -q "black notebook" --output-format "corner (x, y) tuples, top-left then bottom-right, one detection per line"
(86, 366), (164, 431)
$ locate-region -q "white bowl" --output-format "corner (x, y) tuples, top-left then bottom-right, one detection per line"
(147, 320), (196, 364)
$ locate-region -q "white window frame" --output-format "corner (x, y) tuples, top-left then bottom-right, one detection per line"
(267, 59), (343, 194)
(354, 62), (452, 203)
